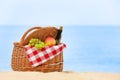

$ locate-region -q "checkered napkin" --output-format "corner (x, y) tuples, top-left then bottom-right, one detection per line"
(24, 43), (66, 67)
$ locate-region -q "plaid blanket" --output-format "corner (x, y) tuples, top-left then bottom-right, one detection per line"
(24, 43), (66, 67)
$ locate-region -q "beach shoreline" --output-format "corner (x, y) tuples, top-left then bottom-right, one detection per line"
(1, 71), (120, 80)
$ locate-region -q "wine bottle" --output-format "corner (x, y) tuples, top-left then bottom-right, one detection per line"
(56, 26), (63, 44)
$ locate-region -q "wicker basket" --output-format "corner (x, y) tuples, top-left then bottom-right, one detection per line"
(11, 26), (64, 72)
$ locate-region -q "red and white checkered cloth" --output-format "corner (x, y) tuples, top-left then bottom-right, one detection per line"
(24, 43), (66, 67)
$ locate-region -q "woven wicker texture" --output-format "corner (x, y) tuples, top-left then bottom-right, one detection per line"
(11, 26), (63, 72)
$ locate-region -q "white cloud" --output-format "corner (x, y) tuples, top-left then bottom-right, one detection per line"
(0, 0), (120, 25)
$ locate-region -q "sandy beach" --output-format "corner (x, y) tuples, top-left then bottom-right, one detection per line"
(1, 71), (120, 80)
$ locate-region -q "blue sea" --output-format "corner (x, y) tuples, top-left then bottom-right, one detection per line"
(0, 25), (120, 73)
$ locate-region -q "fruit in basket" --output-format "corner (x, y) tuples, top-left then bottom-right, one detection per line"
(28, 38), (41, 46)
(28, 38), (47, 49)
(35, 44), (41, 49)
(45, 37), (56, 46)
(35, 43), (45, 49)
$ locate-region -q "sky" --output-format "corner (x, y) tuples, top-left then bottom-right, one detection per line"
(0, 0), (120, 26)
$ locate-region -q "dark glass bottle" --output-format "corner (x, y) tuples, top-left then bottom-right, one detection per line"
(56, 26), (63, 44)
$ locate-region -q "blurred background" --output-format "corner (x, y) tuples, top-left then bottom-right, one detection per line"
(0, 0), (120, 73)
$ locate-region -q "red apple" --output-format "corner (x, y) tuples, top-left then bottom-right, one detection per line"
(45, 37), (56, 46)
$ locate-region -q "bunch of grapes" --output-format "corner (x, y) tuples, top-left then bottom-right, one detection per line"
(28, 38), (47, 49)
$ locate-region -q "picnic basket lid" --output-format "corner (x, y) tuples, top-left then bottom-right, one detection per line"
(19, 26), (63, 46)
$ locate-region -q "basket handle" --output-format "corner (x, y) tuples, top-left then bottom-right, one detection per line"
(20, 26), (41, 45)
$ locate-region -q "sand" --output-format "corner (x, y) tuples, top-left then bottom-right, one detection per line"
(0, 71), (120, 80)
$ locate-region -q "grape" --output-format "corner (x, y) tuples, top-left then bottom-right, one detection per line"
(45, 43), (48, 46)
(29, 38), (40, 46)
(35, 44), (41, 49)
(35, 43), (45, 49)
(28, 38), (46, 49)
